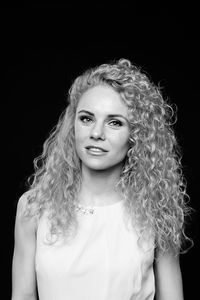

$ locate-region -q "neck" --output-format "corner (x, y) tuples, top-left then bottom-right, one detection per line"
(79, 164), (123, 206)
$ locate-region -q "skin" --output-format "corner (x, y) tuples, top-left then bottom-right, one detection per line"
(74, 84), (130, 206)
(12, 84), (184, 300)
(12, 194), (38, 300)
(154, 250), (184, 300)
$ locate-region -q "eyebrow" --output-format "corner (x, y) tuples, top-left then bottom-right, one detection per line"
(78, 110), (129, 122)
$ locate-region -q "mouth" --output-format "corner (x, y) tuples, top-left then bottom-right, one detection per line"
(85, 146), (108, 152)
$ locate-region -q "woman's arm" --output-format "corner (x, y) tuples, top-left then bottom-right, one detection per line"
(154, 249), (184, 300)
(12, 194), (38, 300)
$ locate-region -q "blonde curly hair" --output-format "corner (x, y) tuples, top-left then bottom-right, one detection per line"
(24, 58), (192, 254)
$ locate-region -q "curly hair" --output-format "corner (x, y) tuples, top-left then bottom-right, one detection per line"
(23, 58), (192, 254)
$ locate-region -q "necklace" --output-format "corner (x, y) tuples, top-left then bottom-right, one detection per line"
(74, 204), (95, 215)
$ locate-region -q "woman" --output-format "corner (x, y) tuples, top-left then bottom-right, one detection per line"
(12, 58), (192, 300)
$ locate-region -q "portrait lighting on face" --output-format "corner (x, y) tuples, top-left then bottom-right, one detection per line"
(74, 85), (130, 173)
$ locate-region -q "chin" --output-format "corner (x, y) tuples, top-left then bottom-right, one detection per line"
(84, 163), (109, 171)
(83, 160), (124, 172)
(80, 153), (126, 172)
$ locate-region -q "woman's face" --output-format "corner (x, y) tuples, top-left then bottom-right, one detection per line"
(74, 85), (130, 172)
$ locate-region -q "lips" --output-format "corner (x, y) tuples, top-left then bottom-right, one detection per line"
(85, 146), (108, 152)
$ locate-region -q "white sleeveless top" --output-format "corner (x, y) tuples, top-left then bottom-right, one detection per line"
(35, 200), (155, 300)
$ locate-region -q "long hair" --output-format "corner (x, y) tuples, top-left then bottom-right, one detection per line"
(23, 58), (192, 253)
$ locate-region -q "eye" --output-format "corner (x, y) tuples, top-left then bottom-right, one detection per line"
(79, 115), (93, 124)
(109, 119), (123, 127)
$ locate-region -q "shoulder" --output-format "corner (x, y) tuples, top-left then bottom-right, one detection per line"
(16, 191), (35, 217)
(15, 191), (38, 235)
(17, 192), (30, 213)
(155, 248), (181, 271)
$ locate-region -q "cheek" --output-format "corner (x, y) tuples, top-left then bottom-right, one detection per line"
(114, 131), (130, 152)
(120, 140), (129, 156)
(74, 124), (83, 152)
(75, 122), (85, 142)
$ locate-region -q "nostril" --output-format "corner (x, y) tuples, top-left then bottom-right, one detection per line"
(91, 131), (105, 141)
(91, 136), (105, 141)
(90, 129), (105, 140)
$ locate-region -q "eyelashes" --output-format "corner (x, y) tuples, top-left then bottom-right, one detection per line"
(109, 120), (123, 127)
(79, 115), (123, 127)
(79, 116), (93, 123)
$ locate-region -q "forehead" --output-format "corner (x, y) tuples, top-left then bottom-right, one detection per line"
(77, 85), (128, 116)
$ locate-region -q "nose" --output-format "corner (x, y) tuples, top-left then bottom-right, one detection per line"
(90, 122), (105, 140)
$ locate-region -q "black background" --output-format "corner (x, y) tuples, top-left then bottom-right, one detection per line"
(4, 2), (199, 299)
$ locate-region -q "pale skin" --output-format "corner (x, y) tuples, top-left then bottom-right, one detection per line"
(12, 85), (184, 300)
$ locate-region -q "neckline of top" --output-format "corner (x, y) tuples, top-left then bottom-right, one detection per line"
(76, 199), (124, 209)
(74, 199), (124, 215)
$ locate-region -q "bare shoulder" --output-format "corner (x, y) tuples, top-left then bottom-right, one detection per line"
(15, 191), (38, 236)
(155, 248), (180, 264)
